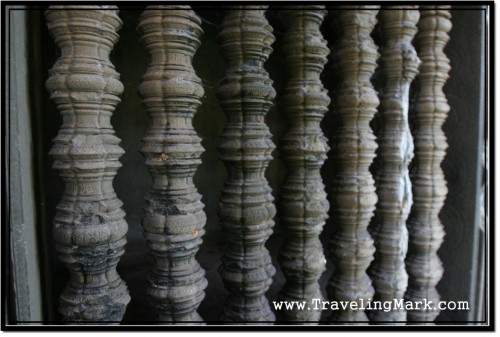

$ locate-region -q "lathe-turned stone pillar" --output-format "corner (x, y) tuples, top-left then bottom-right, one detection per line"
(405, 6), (452, 322)
(216, 7), (277, 322)
(326, 6), (379, 322)
(138, 6), (207, 323)
(45, 6), (130, 322)
(368, 6), (420, 322)
(277, 6), (330, 323)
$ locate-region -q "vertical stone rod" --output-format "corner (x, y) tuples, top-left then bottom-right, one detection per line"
(326, 7), (379, 322)
(277, 7), (330, 322)
(45, 6), (130, 322)
(368, 7), (420, 322)
(405, 6), (451, 322)
(216, 7), (277, 322)
(138, 6), (207, 323)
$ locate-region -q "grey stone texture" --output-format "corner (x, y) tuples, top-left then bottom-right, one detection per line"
(405, 6), (452, 322)
(276, 7), (330, 323)
(45, 6), (130, 322)
(24, 6), (478, 325)
(137, 6), (208, 323)
(216, 7), (277, 322)
(326, 6), (379, 322)
(368, 6), (420, 322)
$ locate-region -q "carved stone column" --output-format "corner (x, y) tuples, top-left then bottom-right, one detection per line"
(277, 7), (330, 322)
(368, 7), (420, 322)
(216, 7), (277, 322)
(326, 7), (379, 322)
(138, 6), (207, 323)
(45, 6), (130, 322)
(405, 6), (451, 322)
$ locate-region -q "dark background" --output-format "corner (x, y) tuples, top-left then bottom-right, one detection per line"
(26, 6), (486, 323)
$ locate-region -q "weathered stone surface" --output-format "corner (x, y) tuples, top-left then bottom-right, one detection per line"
(45, 6), (130, 322)
(326, 6), (379, 322)
(138, 6), (207, 323)
(216, 7), (277, 322)
(368, 6), (420, 322)
(405, 6), (451, 322)
(277, 6), (330, 323)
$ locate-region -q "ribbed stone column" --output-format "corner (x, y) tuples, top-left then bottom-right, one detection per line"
(326, 6), (379, 322)
(216, 7), (277, 322)
(277, 6), (330, 323)
(138, 6), (207, 323)
(405, 6), (452, 322)
(45, 6), (130, 322)
(368, 6), (420, 322)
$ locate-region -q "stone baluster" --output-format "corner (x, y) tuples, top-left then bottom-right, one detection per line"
(138, 6), (207, 323)
(368, 7), (420, 322)
(45, 6), (130, 322)
(405, 6), (452, 322)
(216, 7), (277, 322)
(277, 7), (330, 322)
(326, 6), (379, 322)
